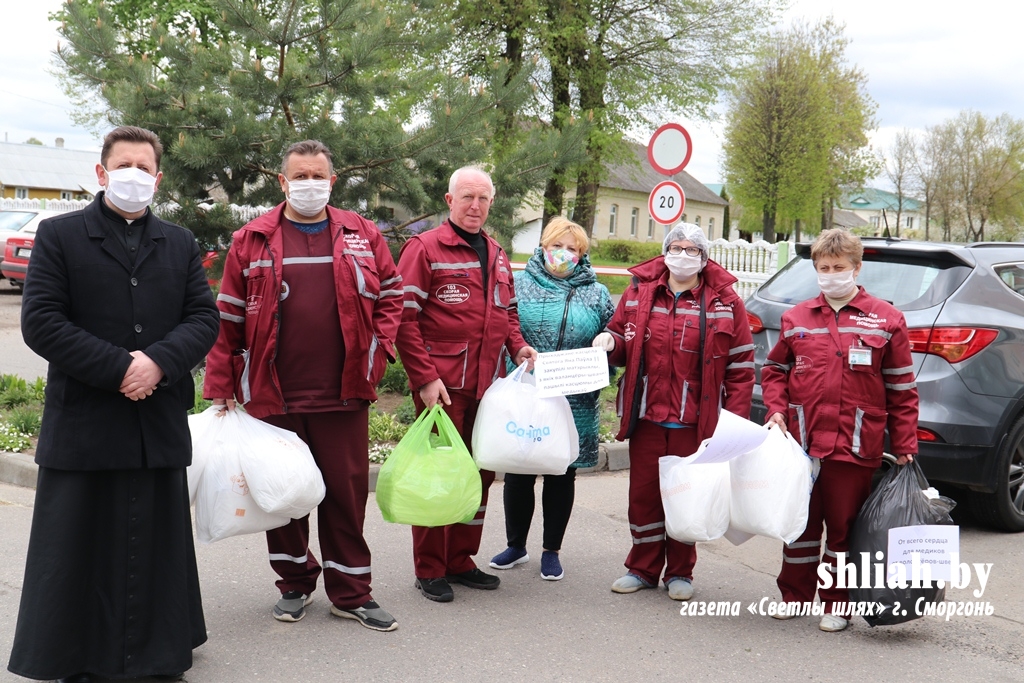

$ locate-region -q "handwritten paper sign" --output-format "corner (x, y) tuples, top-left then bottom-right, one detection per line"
(533, 348), (610, 398)
(887, 524), (960, 583)
(680, 410), (770, 464)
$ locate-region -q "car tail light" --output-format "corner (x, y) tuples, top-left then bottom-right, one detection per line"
(747, 312), (764, 335)
(907, 326), (999, 363)
(916, 428), (940, 442)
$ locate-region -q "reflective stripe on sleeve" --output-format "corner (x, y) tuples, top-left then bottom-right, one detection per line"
(379, 289), (404, 298)
(625, 300), (639, 307)
(380, 275), (403, 287)
(882, 365), (915, 375)
(217, 293), (245, 308)
(404, 285), (429, 299)
(729, 343), (755, 355)
(765, 360), (792, 372)
(726, 361), (755, 370)
(403, 300), (422, 311)
(884, 381), (917, 391)
(219, 311), (244, 323)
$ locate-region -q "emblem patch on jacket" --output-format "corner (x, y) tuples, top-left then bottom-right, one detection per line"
(246, 294), (262, 315)
(436, 283), (470, 305)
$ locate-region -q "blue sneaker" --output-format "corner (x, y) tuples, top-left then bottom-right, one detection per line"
(540, 551), (564, 581)
(489, 546), (529, 569)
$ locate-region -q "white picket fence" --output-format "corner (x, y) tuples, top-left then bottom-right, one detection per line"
(708, 238), (787, 300)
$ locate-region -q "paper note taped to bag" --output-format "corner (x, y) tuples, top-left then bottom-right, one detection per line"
(886, 524), (960, 583)
(680, 409), (770, 464)
(533, 347), (610, 398)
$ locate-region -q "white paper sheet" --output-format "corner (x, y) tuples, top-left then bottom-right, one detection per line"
(887, 524), (960, 583)
(677, 409), (770, 464)
(533, 347), (611, 398)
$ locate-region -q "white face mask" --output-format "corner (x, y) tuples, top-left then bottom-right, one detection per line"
(103, 167), (157, 213)
(286, 179), (332, 217)
(664, 252), (703, 281)
(818, 270), (857, 298)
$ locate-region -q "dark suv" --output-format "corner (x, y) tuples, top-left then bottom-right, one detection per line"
(745, 238), (1024, 531)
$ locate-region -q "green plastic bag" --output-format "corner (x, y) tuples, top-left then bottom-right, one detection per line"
(376, 404), (482, 527)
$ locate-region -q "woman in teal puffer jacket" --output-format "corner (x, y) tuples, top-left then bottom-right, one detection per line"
(489, 217), (614, 582)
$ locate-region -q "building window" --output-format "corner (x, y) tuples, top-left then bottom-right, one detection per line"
(871, 216), (880, 228)
(647, 218), (655, 238)
(708, 217), (715, 240)
(60, 191), (73, 200)
(695, 216), (701, 227)
(681, 213), (687, 223)
(609, 204), (618, 235)
(15, 188), (29, 199)
(905, 216), (914, 229)
(630, 208), (639, 236)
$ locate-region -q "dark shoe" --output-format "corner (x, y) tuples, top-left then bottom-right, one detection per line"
(331, 599), (398, 632)
(415, 577), (454, 602)
(489, 546), (529, 569)
(446, 567), (501, 590)
(58, 675), (96, 683)
(273, 590), (313, 622)
(540, 550), (564, 581)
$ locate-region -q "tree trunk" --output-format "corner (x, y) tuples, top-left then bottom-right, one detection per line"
(924, 201), (931, 241)
(541, 3), (573, 228)
(574, 154), (601, 238)
(794, 218), (802, 243)
(762, 208), (776, 243)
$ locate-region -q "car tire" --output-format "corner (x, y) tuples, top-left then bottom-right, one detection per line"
(970, 414), (1024, 532)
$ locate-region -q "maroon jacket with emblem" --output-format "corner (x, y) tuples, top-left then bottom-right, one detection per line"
(203, 203), (403, 418)
(760, 287), (918, 467)
(606, 256), (755, 442)
(396, 221), (528, 398)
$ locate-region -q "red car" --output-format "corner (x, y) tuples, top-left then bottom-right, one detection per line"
(1, 233), (34, 289)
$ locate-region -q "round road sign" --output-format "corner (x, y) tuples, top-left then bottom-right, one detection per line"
(647, 123), (693, 176)
(648, 181), (686, 225)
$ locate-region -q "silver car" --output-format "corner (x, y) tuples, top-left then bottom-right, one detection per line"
(745, 238), (1024, 531)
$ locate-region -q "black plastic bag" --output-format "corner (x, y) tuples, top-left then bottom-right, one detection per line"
(848, 460), (956, 626)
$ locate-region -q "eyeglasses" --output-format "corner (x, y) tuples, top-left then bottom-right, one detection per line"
(666, 245), (702, 257)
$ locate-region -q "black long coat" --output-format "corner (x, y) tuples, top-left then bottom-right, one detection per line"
(21, 195), (220, 470)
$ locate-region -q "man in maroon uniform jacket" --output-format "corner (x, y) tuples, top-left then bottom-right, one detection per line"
(396, 166), (536, 602)
(204, 140), (403, 631)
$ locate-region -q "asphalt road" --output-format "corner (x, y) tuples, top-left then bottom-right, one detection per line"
(1, 474), (1022, 683)
(0, 287), (47, 381)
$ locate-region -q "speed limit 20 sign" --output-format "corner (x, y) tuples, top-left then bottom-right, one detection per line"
(648, 181), (686, 225)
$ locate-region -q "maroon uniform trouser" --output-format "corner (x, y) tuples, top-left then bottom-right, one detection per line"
(777, 457), (875, 614)
(625, 420), (699, 586)
(411, 390), (495, 579)
(261, 410), (372, 610)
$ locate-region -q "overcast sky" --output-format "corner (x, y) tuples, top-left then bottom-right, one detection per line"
(2, 0), (1022, 190)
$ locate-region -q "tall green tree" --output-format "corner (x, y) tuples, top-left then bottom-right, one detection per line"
(722, 18), (876, 243)
(52, 0), (576, 251)
(441, 0), (779, 238)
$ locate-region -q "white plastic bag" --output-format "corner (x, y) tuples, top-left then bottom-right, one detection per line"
(227, 411), (327, 518)
(659, 456), (731, 543)
(194, 414), (291, 543)
(471, 363), (579, 475)
(729, 424), (812, 544)
(186, 406), (224, 505)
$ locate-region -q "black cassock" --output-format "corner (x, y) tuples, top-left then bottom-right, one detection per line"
(8, 467), (207, 680)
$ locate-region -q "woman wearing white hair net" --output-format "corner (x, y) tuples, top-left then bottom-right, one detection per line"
(592, 222), (755, 601)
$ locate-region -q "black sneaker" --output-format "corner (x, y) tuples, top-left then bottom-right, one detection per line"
(273, 590), (313, 622)
(330, 599), (398, 632)
(415, 577), (454, 602)
(446, 567), (501, 590)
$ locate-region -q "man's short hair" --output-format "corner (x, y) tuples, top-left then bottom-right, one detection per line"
(810, 228), (864, 267)
(101, 126), (163, 170)
(448, 166), (494, 198)
(281, 140), (335, 176)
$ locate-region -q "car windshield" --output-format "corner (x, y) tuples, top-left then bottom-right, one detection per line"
(757, 253), (972, 311)
(0, 212), (36, 231)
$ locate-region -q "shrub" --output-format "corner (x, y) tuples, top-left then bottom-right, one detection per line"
(190, 369), (214, 415)
(368, 408), (408, 443)
(593, 240), (662, 265)
(29, 377), (46, 402)
(394, 394), (418, 425)
(378, 355), (411, 395)
(369, 443), (392, 464)
(6, 405), (42, 437)
(0, 422), (32, 453)
(0, 386), (33, 409)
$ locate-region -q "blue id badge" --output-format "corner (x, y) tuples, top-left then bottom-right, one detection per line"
(848, 345), (872, 366)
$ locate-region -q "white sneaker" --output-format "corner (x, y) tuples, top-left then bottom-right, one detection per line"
(666, 578), (694, 601)
(610, 574), (652, 593)
(819, 614), (849, 632)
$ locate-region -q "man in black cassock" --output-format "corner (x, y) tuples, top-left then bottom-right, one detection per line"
(7, 126), (219, 683)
